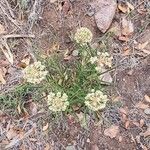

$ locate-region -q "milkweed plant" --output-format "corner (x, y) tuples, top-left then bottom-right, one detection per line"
(23, 27), (112, 113)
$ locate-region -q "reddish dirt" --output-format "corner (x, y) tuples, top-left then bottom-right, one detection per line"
(0, 0), (150, 150)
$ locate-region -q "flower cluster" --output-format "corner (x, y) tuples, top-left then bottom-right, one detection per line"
(47, 92), (69, 112)
(90, 52), (112, 73)
(23, 61), (48, 84)
(84, 90), (108, 111)
(97, 52), (112, 68)
(74, 27), (93, 45)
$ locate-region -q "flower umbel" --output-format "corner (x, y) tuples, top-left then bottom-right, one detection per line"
(47, 92), (69, 112)
(85, 90), (108, 111)
(23, 61), (48, 84)
(74, 27), (93, 45)
(97, 52), (112, 68)
(90, 56), (98, 64)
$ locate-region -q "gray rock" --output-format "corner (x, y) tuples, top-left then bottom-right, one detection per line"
(144, 108), (150, 115)
(66, 145), (76, 150)
(100, 68), (113, 84)
(91, 0), (117, 33)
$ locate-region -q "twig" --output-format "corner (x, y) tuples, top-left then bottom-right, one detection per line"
(5, 126), (36, 149)
(2, 0), (15, 18)
(1, 34), (35, 39)
(0, 3), (20, 29)
(27, 0), (43, 31)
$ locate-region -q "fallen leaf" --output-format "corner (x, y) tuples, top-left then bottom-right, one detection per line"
(42, 123), (49, 131)
(133, 121), (139, 127)
(76, 112), (87, 128)
(104, 125), (119, 139)
(118, 3), (128, 13)
(121, 17), (134, 36)
(144, 95), (150, 103)
(44, 143), (51, 150)
(6, 128), (18, 140)
(141, 49), (150, 55)
(19, 55), (31, 68)
(29, 102), (38, 115)
(125, 120), (130, 129)
(24, 101), (38, 116)
(118, 36), (129, 42)
(138, 41), (149, 50)
(139, 119), (145, 127)
(0, 68), (6, 84)
(141, 127), (150, 137)
(118, 136), (123, 142)
(135, 101), (149, 109)
(123, 49), (131, 56)
(0, 24), (6, 34)
(119, 107), (128, 115)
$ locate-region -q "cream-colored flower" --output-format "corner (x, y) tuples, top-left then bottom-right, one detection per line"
(47, 92), (69, 112)
(84, 90), (108, 111)
(23, 61), (48, 84)
(74, 27), (93, 45)
(95, 66), (102, 73)
(97, 52), (112, 68)
(90, 56), (98, 64)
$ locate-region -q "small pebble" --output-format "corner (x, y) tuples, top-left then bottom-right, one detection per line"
(72, 50), (79, 56)
(144, 108), (150, 115)
(66, 145), (76, 150)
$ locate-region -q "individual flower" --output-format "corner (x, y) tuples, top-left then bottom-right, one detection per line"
(74, 27), (93, 45)
(97, 52), (112, 68)
(90, 56), (98, 64)
(95, 66), (102, 73)
(84, 90), (108, 111)
(47, 92), (69, 112)
(23, 61), (48, 84)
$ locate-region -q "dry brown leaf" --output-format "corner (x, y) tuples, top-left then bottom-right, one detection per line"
(121, 17), (134, 36)
(138, 41), (149, 50)
(139, 119), (145, 127)
(125, 120), (130, 129)
(118, 4), (128, 13)
(42, 123), (49, 131)
(44, 143), (51, 150)
(19, 56), (31, 68)
(144, 95), (150, 103)
(104, 125), (119, 139)
(119, 107), (128, 115)
(29, 102), (38, 115)
(0, 24), (6, 34)
(126, 2), (134, 10)
(0, 68), (6, 84)
(24, 101), (38, 116)
(118, 36), (129, 42)
(133, 121), (139, 127)
(123, 49), (131, 56)
(6, 128), (18, 140)
(141, 127), (150, 137)
(135, 101), (149, 109)
(118, 136), (123, 142)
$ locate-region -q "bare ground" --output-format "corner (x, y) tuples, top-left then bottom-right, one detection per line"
(0, 0), (150, 149)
